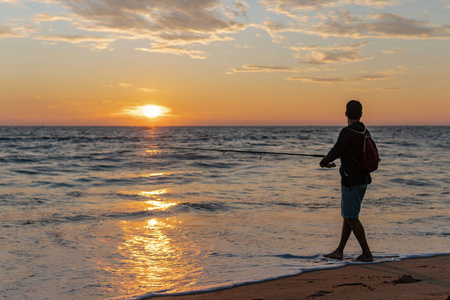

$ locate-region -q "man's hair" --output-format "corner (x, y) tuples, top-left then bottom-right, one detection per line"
(346, 100), (362, 120)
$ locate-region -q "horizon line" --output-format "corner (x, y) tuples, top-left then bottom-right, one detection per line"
(0, 124), (449, 127)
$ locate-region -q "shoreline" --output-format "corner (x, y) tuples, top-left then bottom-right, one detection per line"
(144, 254), (450, 300)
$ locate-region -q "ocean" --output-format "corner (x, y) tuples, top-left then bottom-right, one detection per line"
(0, 126), (449, 299)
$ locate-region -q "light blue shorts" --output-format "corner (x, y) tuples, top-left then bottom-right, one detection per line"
(341, 184), (367, 219)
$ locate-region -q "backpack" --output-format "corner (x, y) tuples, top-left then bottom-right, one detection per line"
(347, 128), (380, 173)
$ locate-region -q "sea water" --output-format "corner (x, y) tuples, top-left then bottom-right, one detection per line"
(0, 126), (449, 299)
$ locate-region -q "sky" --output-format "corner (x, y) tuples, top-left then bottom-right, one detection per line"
(1, 0), (449, 126)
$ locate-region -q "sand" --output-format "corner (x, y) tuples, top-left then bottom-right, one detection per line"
(147, 255), (450, 300)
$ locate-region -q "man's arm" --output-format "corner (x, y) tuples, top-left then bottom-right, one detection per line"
(320, 129), (350, 167)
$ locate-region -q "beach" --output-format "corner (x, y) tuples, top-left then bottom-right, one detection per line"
(148, 255), (450, 300)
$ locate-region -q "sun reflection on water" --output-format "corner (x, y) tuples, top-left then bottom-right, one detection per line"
(140, 172), (165, 177)
(134, 189), (178, 211)
(145, 200), (178, 211)
(97, 188), (203, 296)
(144, 149), (161, 156)
(137, 189), (168, 197)
(110, 217), (203, 295)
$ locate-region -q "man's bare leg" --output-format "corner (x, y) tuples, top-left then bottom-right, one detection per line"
(346, 218), (373, 262)
(324, 219), (352, 260)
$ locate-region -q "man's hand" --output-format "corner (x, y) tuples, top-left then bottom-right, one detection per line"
(320, 162), (336, 168)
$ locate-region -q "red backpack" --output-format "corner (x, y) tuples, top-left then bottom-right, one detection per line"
(348, 128), (380, 173)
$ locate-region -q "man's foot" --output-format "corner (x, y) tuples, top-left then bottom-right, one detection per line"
(355, 254), (373, 262)
(324, 250), (343, 260)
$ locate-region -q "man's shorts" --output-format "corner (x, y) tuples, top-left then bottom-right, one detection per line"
(341, 184), (367, 219)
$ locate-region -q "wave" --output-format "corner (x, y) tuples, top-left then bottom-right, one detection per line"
(19, 209), (170, 226)
(272, 254), (321, 259)
(390, 178), (435, 187)
(172, 202), (230, 213)
(15, 200), (231, 226)
(0, 193), (49, 206)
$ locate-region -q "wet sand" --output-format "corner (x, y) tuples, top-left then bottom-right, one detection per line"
(147, 255), (450, 300)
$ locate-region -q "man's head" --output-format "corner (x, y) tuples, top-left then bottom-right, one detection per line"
(345, 100), (362, 120)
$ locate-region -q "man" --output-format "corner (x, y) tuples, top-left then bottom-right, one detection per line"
(320, 100), (373, 262)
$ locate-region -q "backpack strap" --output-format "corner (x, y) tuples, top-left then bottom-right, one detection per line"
(345, 127), (368, 152)
(345, 127), (366, 135)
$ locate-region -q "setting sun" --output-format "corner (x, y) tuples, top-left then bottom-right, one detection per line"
(122, 104), (170, 120)
(142, 105), (164, 118)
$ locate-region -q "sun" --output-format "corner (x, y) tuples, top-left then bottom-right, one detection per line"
(141, 105), (165, 118)
(122, 104), (170, 120)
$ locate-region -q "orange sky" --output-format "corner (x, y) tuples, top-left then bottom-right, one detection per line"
(1, 0), (449, 126)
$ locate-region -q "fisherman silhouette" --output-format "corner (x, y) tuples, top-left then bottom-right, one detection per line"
(320, 100), (373, 262)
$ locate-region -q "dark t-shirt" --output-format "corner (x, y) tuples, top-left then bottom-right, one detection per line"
(320, 122), (372, 187)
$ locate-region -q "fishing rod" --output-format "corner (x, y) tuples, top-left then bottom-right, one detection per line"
(157, 146), (325, 158)
(156, 146), (336, 167)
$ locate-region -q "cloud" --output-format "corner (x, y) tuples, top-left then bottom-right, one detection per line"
(291, 41), (370, 64)
(287, 66), (407, 83)
(102, 83), (132, 88)
(260, 0), (399, 18)
(232, 1), (249, 18)
(257, 7), (447, 43)
(0, 25), (27, 38)
(382, 46), (405, 54)
(35, 34), (113, 43)
(352, 0), (400, 7)
(287, 74), (390, 83)
(118, 83), (133, 88)
(287, 76), (348, 83)
(232, 64), (298, 73)
(103, 83), (157, 92)
(33, 13), (74, 24)
(258, 20), (290, 42)
(136, 44), (207, 59)
(57, 0), (247, 56)
(0, 0), (58, 3)
(137, 88), (157, 93)
(34, 34), (114, 50)
(369, 13), (450, 38)
(260, 0), (339, 19)
(312, 11), (450, 39)
(345, 86), (404, 91)
(229, 63), (323, 74)
(357, 74), (390, 80)
(377, 65), (408, 76)
(376, 87), (403, 90)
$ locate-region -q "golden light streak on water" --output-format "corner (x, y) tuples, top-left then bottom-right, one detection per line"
(144, 200), (178, 211)
(108, 217), (203, 296)
(95, 188), (195, 295)
(136, 189), (168, 197)
(141, 172), (165, 177)
(144, 149), (161, 156)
